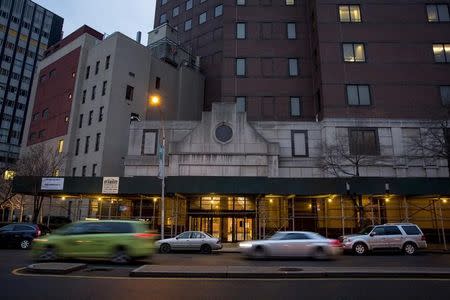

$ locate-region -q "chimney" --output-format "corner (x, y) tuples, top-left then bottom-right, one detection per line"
(136, 31), (142, 44)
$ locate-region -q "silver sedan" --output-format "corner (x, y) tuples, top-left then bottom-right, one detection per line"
(239, 231), (343, 259)
(156, 231), (222, 254)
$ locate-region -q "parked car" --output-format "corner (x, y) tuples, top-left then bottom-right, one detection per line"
(340, 223), (427, 255)
(239, 231), (342, 259)
(32, 220), (156, 263)
(155, 231), (222, 254)
(0, 223), (44, 249)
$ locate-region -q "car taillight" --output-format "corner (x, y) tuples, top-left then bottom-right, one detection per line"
(134, 233), (157, 239)
(36, 228), (41, 237)
(330, 239), (341, 247)
(421, 235), (426, 241)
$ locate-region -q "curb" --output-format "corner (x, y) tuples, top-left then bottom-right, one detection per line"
(26, 263), (87, 275)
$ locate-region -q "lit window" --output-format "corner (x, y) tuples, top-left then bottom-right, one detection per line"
(286, 0), (295, 6)
(339, 5), (361, 22)
(343, 43), (366, 62)
(237, 0), (245, 5)
(433, 44), (450, 63)
(427, 4), (450, 22)
(3, 170), (15, 180)
(57, 140), (64, 153)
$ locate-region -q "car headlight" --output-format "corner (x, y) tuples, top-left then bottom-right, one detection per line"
(343, 238), (351, 243)
(239, 242), (252, 248)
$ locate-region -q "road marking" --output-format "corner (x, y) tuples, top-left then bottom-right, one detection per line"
(11, 268), (450, 281)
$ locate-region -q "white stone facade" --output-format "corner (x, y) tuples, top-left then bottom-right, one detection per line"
(125, 102), (449, 178)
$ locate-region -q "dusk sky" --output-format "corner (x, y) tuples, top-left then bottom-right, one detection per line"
(34, 0), (156, 44)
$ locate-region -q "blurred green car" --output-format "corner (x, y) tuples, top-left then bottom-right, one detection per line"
(32, 220), (156, 263)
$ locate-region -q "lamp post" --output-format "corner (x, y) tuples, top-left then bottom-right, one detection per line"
(150, 95), (166, 239)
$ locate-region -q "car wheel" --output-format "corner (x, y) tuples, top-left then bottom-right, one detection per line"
(159, 243), (171, 254)
(253, 246), (267, 259)
(39, 246), (58, 261)
(353, 242), (367, 256)
(19, 239), (31, 250)
(200, 244), (212, 254)
(111, 248), (131, 264)
(313, 247), (328, 260)
(403, 242), (417, 255)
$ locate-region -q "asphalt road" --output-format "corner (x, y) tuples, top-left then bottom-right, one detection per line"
(2, 249), (450, 300)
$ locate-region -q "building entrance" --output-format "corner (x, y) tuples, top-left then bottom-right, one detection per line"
(189, 216), (253, 242)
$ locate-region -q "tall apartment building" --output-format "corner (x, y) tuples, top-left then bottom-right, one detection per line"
(22, 25), (204, 177)
(0, 0), (63, 165)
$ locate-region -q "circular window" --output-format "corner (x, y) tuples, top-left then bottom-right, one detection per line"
(215, 124), (233, 143)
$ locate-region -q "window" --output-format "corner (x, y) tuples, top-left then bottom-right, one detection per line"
(441, 86), (450, 106)
(72, 167), (76, 176)
(427, 4), (450, 22)
(433, 44), (450, 63)
(339, 5), (361, 22)
(160, 13), (167, 24)
(292, 130), (308, 157)
(95, 61), (100, 74)
(92, 164), (97, 177)
(349, 128), (379, 155)
(126, 85), (134, 100)
(236, 58), (246, 76)
(372, 227), (385, 236)
(290, 97), (301, 116)
(199, 12), (207, 24)
(161, 0), (168, 5)
(88, 110), (93, 125)
(91, 85), (96, 100)
(186, 0), (193, 11)
(155, 77), (161, 89)
(284, 233), (310, 240)
(215, 4), (223, 17)
(236, 23), (246, 39)
(82, 90), (86, 103)
(184, 19), (192, 31)
(95, 133), (101, 151)
(402, 225), (421, 235)
(82, 166), (87, 177)
(79, 114), (83, 128)
(42, 108), (49, 119)
(236, 97), (246, 112)
(57, 140), (64, 153)
(286, 0), (295, 5)
(343, 43), (366, 62)
(85, 136), (90, 154)
(105, 55), (110, 69)
(347, 85), (371, 106)
(142, 130), (157, 155)
(237, 0), (245, 5)
(288, 58), (299, 76)
(75, 138), (80, 156)
(99, 106), (104, 122)
(173, 6), (179, 17)
(86, 66), (90, 79)
(384, 226), (402, 235)
(287, 23), (296, 39)
(102, 81), (107, 96)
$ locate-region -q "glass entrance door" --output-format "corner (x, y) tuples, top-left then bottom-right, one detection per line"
(190, 216), (253, 242)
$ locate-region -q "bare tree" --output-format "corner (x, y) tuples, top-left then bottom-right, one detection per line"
(14, 144), (66, 223)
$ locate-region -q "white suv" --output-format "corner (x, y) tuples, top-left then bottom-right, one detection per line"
(340, 223), (427, 255)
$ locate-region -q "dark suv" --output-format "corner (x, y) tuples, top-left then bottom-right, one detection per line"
(0, 223), (43, 249)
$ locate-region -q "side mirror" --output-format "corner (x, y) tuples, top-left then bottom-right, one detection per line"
(370, 232), (376, 237)
(176, 237), (179, 240)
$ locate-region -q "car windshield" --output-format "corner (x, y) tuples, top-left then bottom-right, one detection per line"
(268, 232), (287, 240)
(358, 226), (374, 235)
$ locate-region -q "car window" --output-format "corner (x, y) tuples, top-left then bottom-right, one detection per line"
(269, 232), (286, 240)
(106, 222), (133, 233)
(191, 232), (205, 239)
(14, 225), (34, 231)
(0, 224), (15, 231)
(372, 227), (386, 235)
(384, 226), (402, 235)
(177, 232), (191, 239)
(283, 233), (310, 240)
(401, 225), (421, 235)
(64, 223), (88, 235)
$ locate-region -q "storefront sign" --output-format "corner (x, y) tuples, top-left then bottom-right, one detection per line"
(102, 177), (119, 194)
(41, 178), (64, 191)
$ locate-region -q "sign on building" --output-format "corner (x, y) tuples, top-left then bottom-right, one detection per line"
(41, 178), (65, 191)
(102, 177), (120, 194)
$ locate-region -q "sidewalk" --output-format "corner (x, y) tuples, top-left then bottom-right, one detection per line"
(130, 265), (450, 278)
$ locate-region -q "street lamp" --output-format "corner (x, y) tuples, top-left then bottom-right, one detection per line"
(149, 94), (166, 239)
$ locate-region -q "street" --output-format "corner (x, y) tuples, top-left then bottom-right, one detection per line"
(2, 249), (450, 299)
